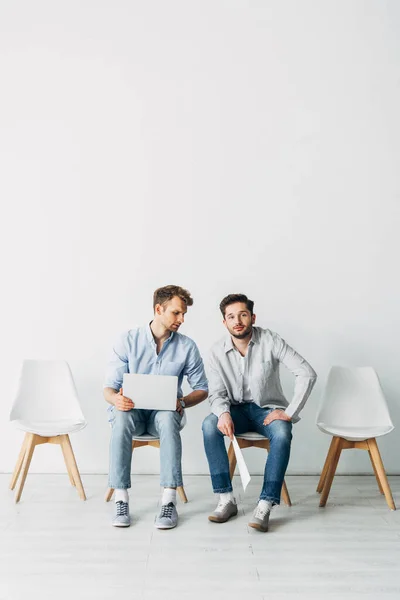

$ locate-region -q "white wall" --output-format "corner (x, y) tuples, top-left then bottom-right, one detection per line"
(1, 0), (399, 477)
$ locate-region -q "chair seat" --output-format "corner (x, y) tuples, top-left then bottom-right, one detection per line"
(132, 434), (160, 442)
(236, 432), (267, 441)
(11, 419), (87, 437)
(317, 422), (394, 441)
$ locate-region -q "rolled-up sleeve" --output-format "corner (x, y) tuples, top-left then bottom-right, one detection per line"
(184, 343), (208, 392)
(272, 333), (317, 421)
(103, 334), (129, 391)
(208, 351), (231, 418)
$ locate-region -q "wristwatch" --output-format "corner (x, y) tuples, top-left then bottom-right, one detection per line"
(179, 398), (186, 409)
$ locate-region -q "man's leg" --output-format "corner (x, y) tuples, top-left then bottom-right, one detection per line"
(202, 406), (250, 522)
(108, 407), (147, 527)
(248, 404), (293, 531)
(251, 406), (293, 504)
(147, 410), (183, 529)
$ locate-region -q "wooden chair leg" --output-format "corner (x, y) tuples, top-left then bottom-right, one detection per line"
(281, 480), (292, 507)
(367, 438), (396, 510)
(105, 487), (114, 502)
(177, 485), (188, 503)
(368, 446), (384, 495)
(60, 435), (86, 500)
(319, 436), (342, 507)
(15, 433), (36, 503)
(228, 442), (237, 480)
(61, 439), (76, 487)
(317, 437), (337, 493)
(10, 434), (28, 490)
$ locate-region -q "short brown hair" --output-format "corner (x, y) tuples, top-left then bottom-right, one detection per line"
(219, 293), (254, 317)
(153, 285), (193, 310)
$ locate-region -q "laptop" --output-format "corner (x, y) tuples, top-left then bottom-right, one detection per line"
(122, 373), (178, 411)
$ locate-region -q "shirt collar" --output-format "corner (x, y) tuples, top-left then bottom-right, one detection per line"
(224, 327), (258, 353)
(146, 321), (175, 346)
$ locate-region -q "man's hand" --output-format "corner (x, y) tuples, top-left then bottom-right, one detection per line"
(263, 409), (291, 426)
(217, 412), (234, 439)
(114, 388), (135, 411)
(176, 398), (184, 415)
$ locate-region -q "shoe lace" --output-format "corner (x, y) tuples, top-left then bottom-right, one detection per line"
(254, 504), (269, 519)
(116, 501), (128, 516)
(160, 502), (174, 518)
(216, 499), (231, 512)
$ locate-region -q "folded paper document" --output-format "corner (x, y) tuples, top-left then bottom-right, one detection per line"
(232, 436), (251, 491)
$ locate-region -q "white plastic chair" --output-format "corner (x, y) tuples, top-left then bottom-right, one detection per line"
(227, 432), (292, 506)
(9, 360), (87, 502)
(316, 366), (396, 510)
(105, 412), (188, 504)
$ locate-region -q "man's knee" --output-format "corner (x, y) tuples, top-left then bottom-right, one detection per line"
(269, 420), (293, 444)
(202, 414), (219, 438)
(112, 408), (141, 435)
(155, 410), (181, 433)
(113, 408), (132, 428)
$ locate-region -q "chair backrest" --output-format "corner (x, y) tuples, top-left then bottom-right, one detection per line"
(10, 360), (86, 423)
(316, 366), (393, 429)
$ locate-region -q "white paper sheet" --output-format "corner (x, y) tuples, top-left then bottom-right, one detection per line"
(232, 435), (251, 491)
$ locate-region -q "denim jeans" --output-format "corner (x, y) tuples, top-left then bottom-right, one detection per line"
(202, 403), (292, 504)
(108, 407), (184, 489)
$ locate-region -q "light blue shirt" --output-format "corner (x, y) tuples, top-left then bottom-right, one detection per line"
(104, 323), (208, 398)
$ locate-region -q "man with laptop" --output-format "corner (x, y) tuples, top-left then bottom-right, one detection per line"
(202, 294), (317, 532)
(103, 285), (208, 529)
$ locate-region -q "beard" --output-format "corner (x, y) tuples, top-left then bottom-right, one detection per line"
(230, 325), (252, 339)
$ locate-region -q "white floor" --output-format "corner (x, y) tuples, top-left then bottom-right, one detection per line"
(0, 474), (399, 600)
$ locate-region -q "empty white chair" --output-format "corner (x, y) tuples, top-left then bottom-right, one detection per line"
(105, 412), (188, 504)
(316, 366), (396, 510)
(9, 360), (87, 502)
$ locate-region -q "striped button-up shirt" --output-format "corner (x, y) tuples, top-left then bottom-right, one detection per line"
(208, 327), (317, 423)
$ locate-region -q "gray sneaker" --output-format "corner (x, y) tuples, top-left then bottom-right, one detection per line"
(155, 502), (178, 529)
(248, 503), (270, 532)
(208, 499), (238, 523)
(112, 501), (131, 527)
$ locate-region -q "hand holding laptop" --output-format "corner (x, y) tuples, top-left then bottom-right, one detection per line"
(115, 388), (135, 412)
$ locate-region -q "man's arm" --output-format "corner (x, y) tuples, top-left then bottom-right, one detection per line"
(178, 390), (208, 410)
(103, 334), (134, 411)
(208, 351), (234, 438)
(208, 351), (230, 417)
(104, 387), (134, 411)
(176, 389), (207, 414)
(272, 332), (317, 421)
(104, 387), (119, 406)
(181, 343), (209, 411)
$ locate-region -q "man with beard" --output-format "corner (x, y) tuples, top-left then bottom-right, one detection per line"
(202, 294), (317, 532)
(104, 285), (208, 529)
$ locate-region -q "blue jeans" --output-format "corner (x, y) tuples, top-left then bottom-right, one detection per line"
(202, 404), (292, 504)
(108, 407), (184, 489)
